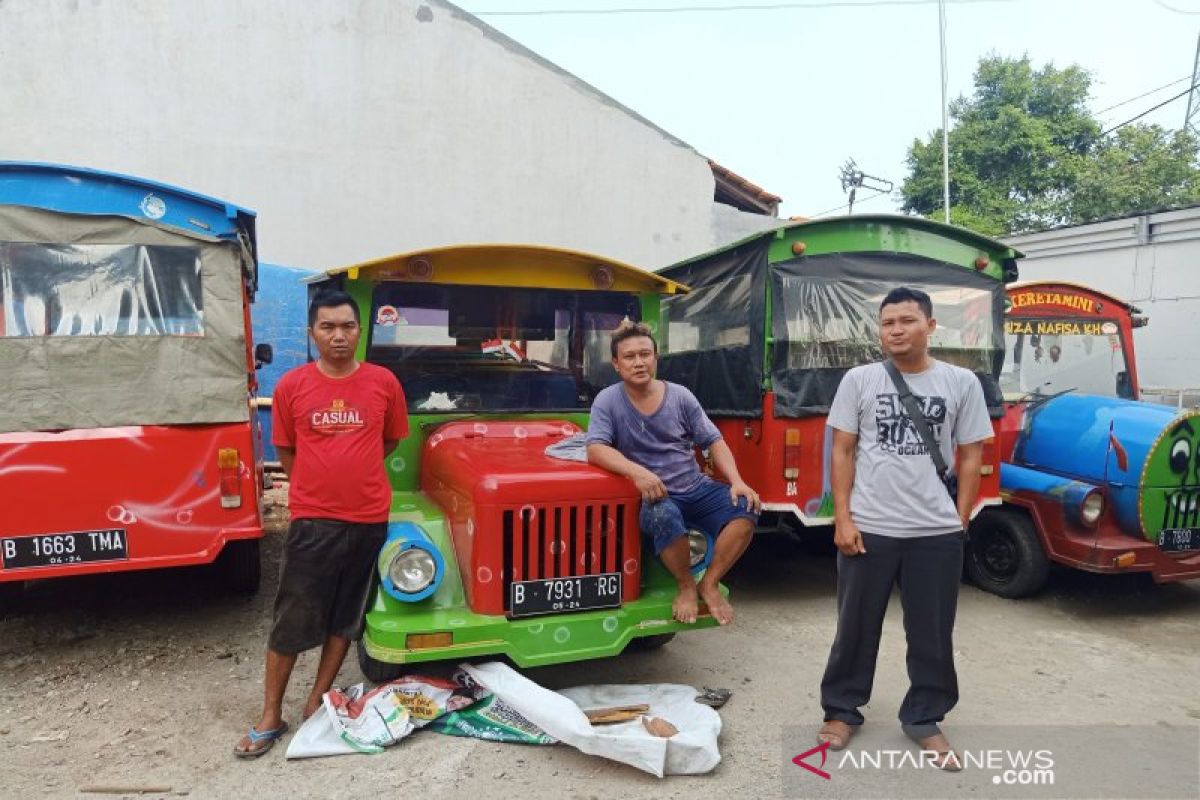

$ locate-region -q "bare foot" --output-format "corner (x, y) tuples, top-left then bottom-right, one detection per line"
(698, 582), (733, 625)
(816, 719), (855, 750)
(917, 733), (962, 772)
(672, 585), (699, 624)
(302, 696), (322, 721)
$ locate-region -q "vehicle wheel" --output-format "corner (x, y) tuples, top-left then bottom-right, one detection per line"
(357, 639), (404, 683)
(0, 581), (23, 618)
(627, 633), (676, 651)
(965, 509), (1050, 598)
(216, 539), (261, 595)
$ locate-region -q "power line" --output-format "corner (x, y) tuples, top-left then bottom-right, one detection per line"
(812, 189), (890, 217)
(1098, 81), (1199, 137)
(1151, 0), (1200, 15)
(1094, 75), (1191, 116)
(471, 0), (1016, 17)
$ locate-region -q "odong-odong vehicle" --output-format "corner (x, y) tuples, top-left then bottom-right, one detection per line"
(0, 162), (271, 610)
(654, 215), (1020, 540)
(303, 245), (723, 681)
(969, 281), (1200, 597)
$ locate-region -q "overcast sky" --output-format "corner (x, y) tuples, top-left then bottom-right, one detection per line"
(461, 0), (1200, 218)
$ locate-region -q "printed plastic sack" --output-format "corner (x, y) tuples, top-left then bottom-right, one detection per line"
(286, 673), (490, 759)
(365, 675), (474, 728)
(426, 667), (555, 744)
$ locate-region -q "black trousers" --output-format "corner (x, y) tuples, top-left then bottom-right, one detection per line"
(819, 531), (964, 738)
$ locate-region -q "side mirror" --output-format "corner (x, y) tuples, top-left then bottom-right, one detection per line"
(1115, 370), (1133, 399)
(254, 343), (274, 369)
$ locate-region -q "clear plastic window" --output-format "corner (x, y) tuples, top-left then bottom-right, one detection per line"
(775, 275), (996, 372)
(661, 273), (752, 355)
(1001, 318), (1131, 398)
(1, 242), (203, 337)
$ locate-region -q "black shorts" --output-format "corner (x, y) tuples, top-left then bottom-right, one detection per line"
(268, 518), (388, 655)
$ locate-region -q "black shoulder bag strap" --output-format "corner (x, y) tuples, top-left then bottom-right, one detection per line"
(882, 360), (955, 497)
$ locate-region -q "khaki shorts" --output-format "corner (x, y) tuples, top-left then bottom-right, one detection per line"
(268, 518), (387, 655)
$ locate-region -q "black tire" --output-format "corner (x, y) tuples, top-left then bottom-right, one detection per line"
(965, 508), (1050, 598)
(216, 538), (261, 595)
(0, 581), (23, 619)
(627, 633), (676, 651)
(357, 639), (404, 683)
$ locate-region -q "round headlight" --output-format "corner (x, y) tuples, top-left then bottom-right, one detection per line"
(1080, 491), (1105, 526)
(687, 530), (709, 568)
(389, 548), (437, 593)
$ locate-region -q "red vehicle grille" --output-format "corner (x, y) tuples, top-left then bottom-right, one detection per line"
(500, 502), (641, 611)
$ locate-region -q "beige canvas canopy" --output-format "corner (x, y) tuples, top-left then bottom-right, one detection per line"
(0, 205), (253, 433)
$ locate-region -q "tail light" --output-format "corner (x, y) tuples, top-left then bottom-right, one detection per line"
(783, 429), (801, 480)
(218, 448), (243, 508)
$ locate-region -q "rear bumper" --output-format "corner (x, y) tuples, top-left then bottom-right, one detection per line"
(0, 525), (263, 583)
(362, 583), (723, 668)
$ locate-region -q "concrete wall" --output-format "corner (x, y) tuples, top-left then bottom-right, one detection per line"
(0, 0), (770, 270)
(1005, 206), (1200, 394)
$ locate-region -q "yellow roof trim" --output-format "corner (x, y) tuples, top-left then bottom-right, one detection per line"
(1007, 280), (1134, 311)
(307, 243), (689, 295)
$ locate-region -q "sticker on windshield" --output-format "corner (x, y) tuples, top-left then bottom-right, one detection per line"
(139, 194), (166, 219)
(1100, 321), (1118, 335)
(376, 305), (403, 327)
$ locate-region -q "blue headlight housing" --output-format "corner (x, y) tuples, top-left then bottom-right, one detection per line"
(377, 522), (445, 602)
(687, 529), (714, 574)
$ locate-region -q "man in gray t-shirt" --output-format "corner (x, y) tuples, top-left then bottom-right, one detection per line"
(816, 287), (994, 771)
(586, 322), (761, 627)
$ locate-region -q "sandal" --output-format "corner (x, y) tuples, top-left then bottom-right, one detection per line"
(695, 687), (732, 709)
(233, 722), (289, 759)
(816, 720), (856, 751)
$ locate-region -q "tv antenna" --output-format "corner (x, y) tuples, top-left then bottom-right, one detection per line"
(839, 159), (893, 214)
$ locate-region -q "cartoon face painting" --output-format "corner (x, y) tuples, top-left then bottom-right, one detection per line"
(1139, 411), (1200, 539)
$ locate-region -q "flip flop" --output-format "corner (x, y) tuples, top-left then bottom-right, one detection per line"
(816, 720), (856, 751)
(233, 722), (289, 759)
(695, 687), (732, 709)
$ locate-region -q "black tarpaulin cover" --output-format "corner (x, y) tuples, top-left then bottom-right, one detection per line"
(657, 237), (768, 417)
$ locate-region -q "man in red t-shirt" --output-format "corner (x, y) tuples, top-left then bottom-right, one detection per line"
(234, 290), (407, 758)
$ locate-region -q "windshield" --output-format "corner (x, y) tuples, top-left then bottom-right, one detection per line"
(775, 276), (999, 373)
(367, 283), (640, 412)
(1001, 317), (1131, 398)
(1, 242), (204, 337)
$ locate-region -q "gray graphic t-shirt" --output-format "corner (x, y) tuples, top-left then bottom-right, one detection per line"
(827, 360), (994, 537)
(586, 381), (722, 494)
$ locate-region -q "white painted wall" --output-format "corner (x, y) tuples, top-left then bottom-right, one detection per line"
(0, 0), (770, 270)
(1005, 206), (1200, 393)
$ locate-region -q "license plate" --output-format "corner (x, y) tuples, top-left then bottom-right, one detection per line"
(1158, 528), (1200, 553)
(0, 529), (129, 570)
(509, 573), (622, 618)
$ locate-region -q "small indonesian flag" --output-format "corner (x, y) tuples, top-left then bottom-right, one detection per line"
(482, 338), (526, 361)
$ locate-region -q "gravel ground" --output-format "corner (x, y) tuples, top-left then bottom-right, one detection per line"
(2, 485), (1198, 799)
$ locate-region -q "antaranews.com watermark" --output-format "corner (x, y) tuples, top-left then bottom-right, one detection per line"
(782, 724), (1199, 798)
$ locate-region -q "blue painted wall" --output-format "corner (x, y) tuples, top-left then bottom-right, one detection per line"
(252, 263), (314, 460)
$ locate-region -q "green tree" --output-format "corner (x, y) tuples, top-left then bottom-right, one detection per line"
(900, 55), (1200, 234)
(1072, 125), (1200, 221)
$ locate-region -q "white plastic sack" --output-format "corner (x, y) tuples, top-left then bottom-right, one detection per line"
(462, 662), (721, 777)
(286, 682), (415, 759)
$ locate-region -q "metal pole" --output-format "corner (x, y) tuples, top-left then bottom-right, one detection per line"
(939, 0), (950, 223)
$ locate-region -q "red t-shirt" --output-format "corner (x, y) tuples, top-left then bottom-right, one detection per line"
(272, 362), (408, 523)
